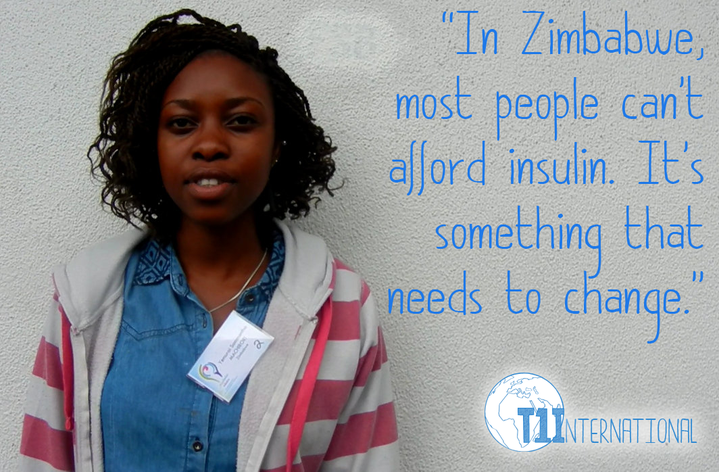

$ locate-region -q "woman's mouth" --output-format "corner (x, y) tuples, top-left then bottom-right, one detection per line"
(187, 179), (233, 200)
(196, 178), (222, 187)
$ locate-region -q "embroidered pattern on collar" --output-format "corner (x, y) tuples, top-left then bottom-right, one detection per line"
(134, 229), (285, 294)
(134, 241), (172, 285)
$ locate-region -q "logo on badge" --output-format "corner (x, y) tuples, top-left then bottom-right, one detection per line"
(199, 362), (223, 382)
(485, 373), (564, 452)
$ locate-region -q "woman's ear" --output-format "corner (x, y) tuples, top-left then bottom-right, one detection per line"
(272, 141), (286, 167)
(271, 140), (285, 167)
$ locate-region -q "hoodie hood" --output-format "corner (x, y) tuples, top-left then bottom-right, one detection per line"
(53, 220), (334, 331)
(275, 221), (334, 320)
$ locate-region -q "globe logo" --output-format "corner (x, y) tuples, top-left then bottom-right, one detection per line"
(485, 373), (564, 452)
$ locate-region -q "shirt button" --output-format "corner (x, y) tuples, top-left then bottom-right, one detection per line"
(192, 440), (203, 452)
(245, 293), (256, 303)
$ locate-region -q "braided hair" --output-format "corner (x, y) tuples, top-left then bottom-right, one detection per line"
(89, 9), (337, 241)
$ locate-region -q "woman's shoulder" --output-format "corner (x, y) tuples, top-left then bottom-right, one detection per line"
(330, 258), (380, 342)
(272, 220), (386, 351)
(331, 258), (372, 304)
(52, 227), (149, 327)
(59, 228), (148, 273)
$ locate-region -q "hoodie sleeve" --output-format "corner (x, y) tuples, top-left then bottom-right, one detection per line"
(319, 270), (400, 472)
(19, 291), (75, 472)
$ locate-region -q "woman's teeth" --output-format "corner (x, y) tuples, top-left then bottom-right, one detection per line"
(197, 178), (220, 187)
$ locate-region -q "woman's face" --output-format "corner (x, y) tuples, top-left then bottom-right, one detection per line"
(157, 52), (278, 231)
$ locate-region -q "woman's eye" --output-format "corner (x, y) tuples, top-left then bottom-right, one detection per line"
(168, 118), (195, 131)
(228, 115), (257, 127)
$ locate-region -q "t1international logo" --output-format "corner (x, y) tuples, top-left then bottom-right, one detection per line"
(484, 373), (564, 451)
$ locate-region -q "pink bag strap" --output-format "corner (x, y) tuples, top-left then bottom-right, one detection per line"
(286, 266), (335, 471)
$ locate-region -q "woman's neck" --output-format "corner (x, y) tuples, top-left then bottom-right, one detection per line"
(173, 213), (266, 283)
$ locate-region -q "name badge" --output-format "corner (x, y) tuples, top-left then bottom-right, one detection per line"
(187, 310), (274, 403)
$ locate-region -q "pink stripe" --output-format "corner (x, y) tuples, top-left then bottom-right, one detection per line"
(277, 379), (354, 425)
(333, 259), (354, 272)
(354, 328), (388, 387)
(262, 453), (323, 472)
(377, 329), (388, 363)
(21, 415), (74, 471)
(311, 300), (360, 341)
(323, 402), (398, 461)
(32, 337), (64, 390)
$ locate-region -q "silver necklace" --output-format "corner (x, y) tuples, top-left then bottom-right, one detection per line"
(207, 248), (268, 314)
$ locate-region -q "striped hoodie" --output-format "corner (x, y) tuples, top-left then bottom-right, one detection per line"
(20, 221), (399, 471)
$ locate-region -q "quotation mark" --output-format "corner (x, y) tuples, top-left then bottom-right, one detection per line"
(683, 271), (704, 314)
(442, 11), (454, 22)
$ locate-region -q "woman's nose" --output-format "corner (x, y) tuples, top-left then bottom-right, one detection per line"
(192, 121), (230, 161)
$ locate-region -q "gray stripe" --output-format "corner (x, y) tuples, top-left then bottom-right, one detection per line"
(322, 442), (401, 472)
(332, 269), (362, 302)
(296, 339), (362, 381)
(260, 420), (338, 470)
(25, 375), (67, 431)
(358, 294), (380, 358)
(338, 366), (394, 424)
(18, 455), (66, 472)
(42, 298), (62, 346)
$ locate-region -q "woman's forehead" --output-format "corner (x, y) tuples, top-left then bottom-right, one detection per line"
(161, 53), (273, 109)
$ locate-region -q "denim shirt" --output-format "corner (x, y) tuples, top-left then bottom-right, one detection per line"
(101, 229), (285, 471)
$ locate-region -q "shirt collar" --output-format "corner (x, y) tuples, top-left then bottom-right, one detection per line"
(133, 228), (285, 297)
(134, 239), (173, 285)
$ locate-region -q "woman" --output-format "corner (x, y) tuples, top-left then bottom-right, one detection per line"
(20, 9), (398, 472)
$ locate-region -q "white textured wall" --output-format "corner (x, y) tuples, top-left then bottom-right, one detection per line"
(2, 0), (718, 470)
